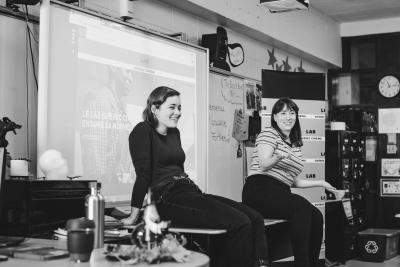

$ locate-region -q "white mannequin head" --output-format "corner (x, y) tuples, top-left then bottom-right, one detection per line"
(39, 149), (69, 180)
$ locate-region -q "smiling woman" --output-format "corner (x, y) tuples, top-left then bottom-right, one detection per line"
(243, 97), (336, 267)
(151, 95), (182, 135)
(122, 86), (271, 267)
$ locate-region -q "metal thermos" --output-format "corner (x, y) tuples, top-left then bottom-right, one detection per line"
(85, 182), (104, 248)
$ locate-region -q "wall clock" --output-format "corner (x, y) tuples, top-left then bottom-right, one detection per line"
(378, 75), (400, 98)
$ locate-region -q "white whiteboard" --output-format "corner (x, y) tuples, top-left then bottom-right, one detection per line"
(207, 70), (255, 201)
(38, 1), (208, 207)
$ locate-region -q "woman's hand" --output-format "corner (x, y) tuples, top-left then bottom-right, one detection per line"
(121, 207), (141, 226)
(275, 150), (290, 161)
(144, 204), (160, 224)
(144, 204), (169, 234)
(321, 181), (336, 191)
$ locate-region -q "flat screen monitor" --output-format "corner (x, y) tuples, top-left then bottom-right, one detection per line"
(37, 1), (208, 208)
(262, 69), (325, 101)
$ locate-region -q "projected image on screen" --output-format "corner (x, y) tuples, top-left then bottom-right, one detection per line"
(44, 5), (207, 207)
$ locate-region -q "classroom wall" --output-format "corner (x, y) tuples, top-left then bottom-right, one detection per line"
(341, 17), (400, 37)
(0, 13), (38, 175)
(84, 0), (333, 81)
(0, 0), (339, 177)
(159, 0), (342, 67)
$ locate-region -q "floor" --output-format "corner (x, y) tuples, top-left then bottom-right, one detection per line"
(339, 256), (400, 267)
(272, 256), (400, 267)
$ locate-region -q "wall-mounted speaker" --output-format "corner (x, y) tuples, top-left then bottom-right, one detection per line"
(201, 27), (230, 71)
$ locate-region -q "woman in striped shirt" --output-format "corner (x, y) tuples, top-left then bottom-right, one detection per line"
(242, 97), (335, 267)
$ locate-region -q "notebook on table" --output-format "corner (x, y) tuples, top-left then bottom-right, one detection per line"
(0, 236), (25, 248)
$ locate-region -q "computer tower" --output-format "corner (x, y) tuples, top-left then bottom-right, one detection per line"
(325, 200), (358, 264)
(325, 130), (368, 261)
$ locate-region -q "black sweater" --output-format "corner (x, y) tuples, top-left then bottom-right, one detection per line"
(129, 121), (185, 208)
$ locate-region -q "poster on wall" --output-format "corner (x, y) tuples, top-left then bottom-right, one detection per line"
(378, 108), (400, 133)
(244, 80), (259, 114)
(232, 109), (249, 141)
(381, 158), (400, 177)
(365, 136), (377, 161)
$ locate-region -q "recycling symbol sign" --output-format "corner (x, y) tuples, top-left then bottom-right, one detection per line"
(365, 241), (379, 254)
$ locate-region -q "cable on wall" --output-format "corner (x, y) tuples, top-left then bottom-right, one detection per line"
(22, 4), (39, 161)
(25, 16), (30, 158)
(23, 5), (38, 90)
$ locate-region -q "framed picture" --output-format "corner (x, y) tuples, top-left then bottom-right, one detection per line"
(381, 178), (400, 197)
(381, 158), (400, 177)
(244, 80), (257, 113)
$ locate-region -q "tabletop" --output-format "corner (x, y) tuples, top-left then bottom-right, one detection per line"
(0, 238), (209, 267)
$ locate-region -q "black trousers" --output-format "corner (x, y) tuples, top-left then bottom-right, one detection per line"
(243, 174), (323, 267)
(156, 180), (269, 267)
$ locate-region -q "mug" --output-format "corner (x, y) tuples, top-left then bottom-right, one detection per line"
(66, 218), (95, 262)
(67, 229), (94, 262)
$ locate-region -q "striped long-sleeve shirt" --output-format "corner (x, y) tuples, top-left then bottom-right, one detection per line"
(248, 127), (304, 186)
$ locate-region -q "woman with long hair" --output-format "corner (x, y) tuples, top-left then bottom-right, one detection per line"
(122, 86), (270, 267)
(243, 97), (336, 267)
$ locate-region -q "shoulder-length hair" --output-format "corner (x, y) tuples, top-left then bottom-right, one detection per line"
(142, 86), (180, 127)
(271, 97), (303, 147)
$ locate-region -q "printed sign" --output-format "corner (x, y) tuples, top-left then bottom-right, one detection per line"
(365, 136), (377, 161)
(232, 109), (249, 141)
(379, 108), (400, 133)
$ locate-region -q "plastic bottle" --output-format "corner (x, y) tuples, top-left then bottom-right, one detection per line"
(85, 182), (104, 248)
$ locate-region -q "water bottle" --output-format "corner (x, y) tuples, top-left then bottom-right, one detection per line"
(85, 182), (104, 248)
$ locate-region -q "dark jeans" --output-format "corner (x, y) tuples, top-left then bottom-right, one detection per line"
(243, 174), (323, 267)
(155, 180), (269, 267)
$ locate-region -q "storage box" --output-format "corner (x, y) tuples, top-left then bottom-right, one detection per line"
(358, 228), (400, 262)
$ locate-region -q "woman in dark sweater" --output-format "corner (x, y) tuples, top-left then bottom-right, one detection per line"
(121, 86), (269, 267)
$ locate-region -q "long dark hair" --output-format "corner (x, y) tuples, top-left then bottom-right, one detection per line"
(143, 86), (180, 127)
(271, 97), (303, 147)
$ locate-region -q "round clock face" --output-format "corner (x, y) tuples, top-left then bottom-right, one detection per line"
(379, 75), (400, 98)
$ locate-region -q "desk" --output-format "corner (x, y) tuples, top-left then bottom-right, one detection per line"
(3, 238), (209, 267)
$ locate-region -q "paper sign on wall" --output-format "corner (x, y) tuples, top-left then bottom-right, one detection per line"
(387, 133), (398, 154)
(379, 108), (400, 133)
(232, 109), (248, 141)
(244, 80), (260, 114)
(365, 136), (377, 161)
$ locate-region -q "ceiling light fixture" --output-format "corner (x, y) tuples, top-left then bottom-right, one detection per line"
(260, 0), (309, 13)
